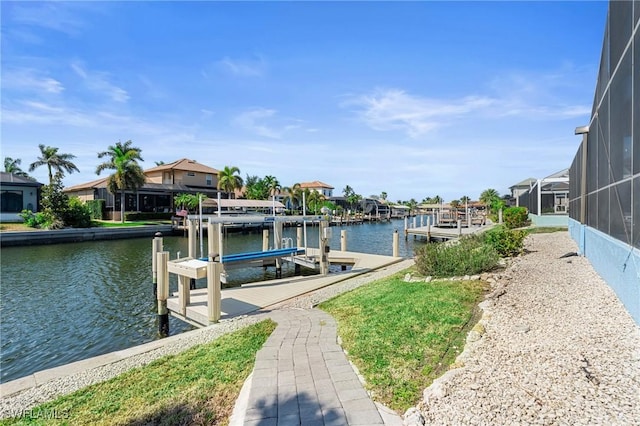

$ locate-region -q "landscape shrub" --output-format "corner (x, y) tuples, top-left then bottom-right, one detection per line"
(85, 199), (105, 220)
(503, 206), (529, 229)
(19, 210), (50, 228)
(483, 226), (527, 257)
(415, 235), (499, 278)
(63, 197), (92, 228)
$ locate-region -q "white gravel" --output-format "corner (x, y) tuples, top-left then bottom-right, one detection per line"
(409, 232), (640, 426)
(0, 259), (413, 418)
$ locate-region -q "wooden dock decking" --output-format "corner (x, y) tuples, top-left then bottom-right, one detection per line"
(166, 249), (402, 326)
(405, 223), (493, 240)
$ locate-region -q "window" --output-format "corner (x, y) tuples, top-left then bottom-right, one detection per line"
(187, 172), (196, 177)
(206, 174), (213, 186)
(1, 190), (23, 212)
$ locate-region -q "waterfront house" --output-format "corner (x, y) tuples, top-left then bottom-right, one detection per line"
(299, 181), (334, 198)
(516, 168), (569, 225)
(0, 172), (43, 222)
(64, 158), (220, 219)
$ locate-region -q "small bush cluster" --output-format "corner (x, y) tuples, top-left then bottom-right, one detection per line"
(85, 199), (105, 220)
(415, 236), (499, 278)
(415, 225), (527, 277)
(483, 226), (527, 257)
(503, 206), (529, 229)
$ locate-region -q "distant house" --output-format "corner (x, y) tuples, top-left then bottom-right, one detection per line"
(299, 181), (334, 198)
(509, 178), (537, 199)
(0, 173), (43, 222)
(64, 158), (220, 219)
(516, 169), (569, 226)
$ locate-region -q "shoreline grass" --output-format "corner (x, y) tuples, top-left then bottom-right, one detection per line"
(0, 320), (276, 426)
(319, 272), (487, 413)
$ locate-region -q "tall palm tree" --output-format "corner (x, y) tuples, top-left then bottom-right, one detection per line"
(96, 140), (145, 223)
(29, 144), (79, 185)
(432, 195), (443, 205)
(217, 165), (243, 199)
(263, 175), (281, 199)
(306, 190), (326, 214)
(282, 183), (302, 212)
(460, 195), (471, 205)
(380, 191), (387, 201)
(4, 157), (30, 178)
(479, 188), (500, 210)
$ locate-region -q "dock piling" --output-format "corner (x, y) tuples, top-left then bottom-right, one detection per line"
(393, 229), (399, 257)
(157, 251), (170, 337)
(341, 229), (347, 252)
(152, 232), (163, 296)
(207, 259), (221, 323)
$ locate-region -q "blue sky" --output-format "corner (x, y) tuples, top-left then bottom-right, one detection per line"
(1, 1), (608, 203)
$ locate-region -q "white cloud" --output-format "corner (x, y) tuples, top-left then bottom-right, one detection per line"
(2, 69), (65, 94)
(71, 61), (129, 103)
(217, 55), (266, 77)
(232, 108), (308, 139)
(345, 88), (495, 138)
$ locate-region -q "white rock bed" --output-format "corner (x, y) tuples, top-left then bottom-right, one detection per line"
(406, 232), (640, 426)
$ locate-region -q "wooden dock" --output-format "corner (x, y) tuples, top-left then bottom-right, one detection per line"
(405, 223), (493, 240)
(166, 249), (402, 326)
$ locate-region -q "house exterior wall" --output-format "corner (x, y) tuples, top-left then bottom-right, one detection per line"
(0, 183), (40, 222)
(568, 0), (640, 324)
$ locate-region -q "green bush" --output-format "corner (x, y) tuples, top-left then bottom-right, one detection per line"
(483, 226), (527, 257)
(19, 210), (50, 228)
(86, 199), (105, 220)
(63, 197), (92, 228)
(415, 235), (499, 278)
(503, 206), (529, 229)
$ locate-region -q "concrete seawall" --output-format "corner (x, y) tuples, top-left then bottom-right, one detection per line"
(0, 225), (176, 247)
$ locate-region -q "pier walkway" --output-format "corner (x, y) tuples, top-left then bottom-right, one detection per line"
(167, 249), (403, 326)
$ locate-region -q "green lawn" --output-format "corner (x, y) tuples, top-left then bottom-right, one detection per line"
(320, 272), (487, 412)
(1, 320), (276, 426)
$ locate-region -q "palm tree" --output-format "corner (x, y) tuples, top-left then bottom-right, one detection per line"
(217, 166), (243, 199)
(4, 157), (30, 178)
(282, 183), (302, 212)
(460, 195), (471, 205)
(406, 198), (418, 216)
(343, 185), (354, 198)
(479, 188), (500, 210)
(432, 195), (443, 205)
(306, 190), (326, 214)
(96, 140), (145, 223)
(450, 199), (460, 209)
(380, 191), (387, 201)
(29, 144), (79, 185)
(263, 175), (281, 200)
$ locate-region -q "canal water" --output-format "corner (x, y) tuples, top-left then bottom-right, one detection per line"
(0, 219), (425, 383)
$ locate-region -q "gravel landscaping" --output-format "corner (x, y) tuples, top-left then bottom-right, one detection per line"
(406, 232), (640, 426)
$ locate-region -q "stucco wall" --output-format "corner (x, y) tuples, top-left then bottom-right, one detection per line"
(569, 218), (640, 325)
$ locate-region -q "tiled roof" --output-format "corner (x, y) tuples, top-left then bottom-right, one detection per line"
(145, 158), (219, 174)
(299, 181), (334, 189)
(0, 172), (43, 186)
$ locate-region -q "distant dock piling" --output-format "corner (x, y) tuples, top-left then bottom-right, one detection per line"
(393, 229), (399, 257)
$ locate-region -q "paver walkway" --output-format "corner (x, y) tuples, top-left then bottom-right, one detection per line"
(238, 308), (395, 426)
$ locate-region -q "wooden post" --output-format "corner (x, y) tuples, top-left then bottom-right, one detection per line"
(152, 232), (163, 296)
(420, 215), (424, 227)
(457, 219), (462, 237)
(274, 221), (283, 278)
(413, 216), (417, 229)
(404, 217), (409, 240)
(393, 229), (399, 257)
(262, 228), (269, 251)
(156, 251), (169, 337)
(208, 222), (220, 259)
(340, 229), (347, 252)
(178, 275), (190, 316)
(427, 216), (432, 240)
(435, 210), (439, 226)
(320, 220), (330, 275)
(467, 208), (471, 228)
(207, 259), (221, 323)
(188, 219), (197, 258)
(297, 226), (303, 248)
(499, 208), (503, 224)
